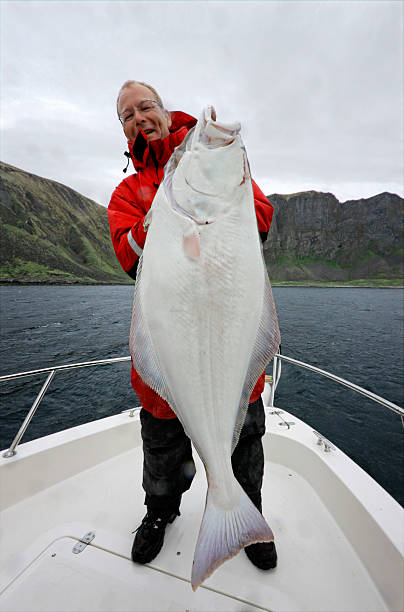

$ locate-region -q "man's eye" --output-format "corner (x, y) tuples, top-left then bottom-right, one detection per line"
(140, 104), (153, 112)
(123, 113), (134, 123)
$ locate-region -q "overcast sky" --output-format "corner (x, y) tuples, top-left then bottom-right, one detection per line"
(1, 1), (403, 206)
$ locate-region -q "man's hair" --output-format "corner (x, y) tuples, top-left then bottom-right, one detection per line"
(116, 80), (164, 115)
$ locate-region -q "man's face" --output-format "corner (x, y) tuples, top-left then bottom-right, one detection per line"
(117, 84), (172, 142)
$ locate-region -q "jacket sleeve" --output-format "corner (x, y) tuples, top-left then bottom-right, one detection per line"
(252, 179), (274, 243)
(108, 180), (148, 279)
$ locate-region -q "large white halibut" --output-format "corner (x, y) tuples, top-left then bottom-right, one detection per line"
(130, 107), (280, 590)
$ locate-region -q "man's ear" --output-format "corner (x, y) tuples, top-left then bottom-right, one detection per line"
(165, 110), (172, 129)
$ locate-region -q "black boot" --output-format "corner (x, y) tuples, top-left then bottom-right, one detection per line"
(244, 491), (278, 570)
(244, 540), (277, 570)
(131, 509), (179, 564)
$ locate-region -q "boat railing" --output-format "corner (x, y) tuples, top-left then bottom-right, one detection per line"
(0, 357), (131, 458)
(1, 353), (403, 458)
(272, 351), (403, 420)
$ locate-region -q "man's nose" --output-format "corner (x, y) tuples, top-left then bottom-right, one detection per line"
(136, 109), (147, 125)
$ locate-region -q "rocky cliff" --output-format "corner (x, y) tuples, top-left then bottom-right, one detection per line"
(264, 191), (403, 283)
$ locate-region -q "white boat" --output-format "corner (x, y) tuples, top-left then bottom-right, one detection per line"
(0, 353), (403, 612)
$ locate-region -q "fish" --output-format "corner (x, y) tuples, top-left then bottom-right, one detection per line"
(130, 106), (281, 590)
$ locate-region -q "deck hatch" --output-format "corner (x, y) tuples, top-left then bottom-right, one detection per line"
(0, 536), (271, 611)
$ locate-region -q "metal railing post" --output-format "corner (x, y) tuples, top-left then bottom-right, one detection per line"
(269, 354), (278, 408)
(0, 357), (132, 459)
(3, 370), (56, 458)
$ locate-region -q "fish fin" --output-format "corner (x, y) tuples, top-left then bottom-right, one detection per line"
(183, 221), (200, 259)
(129, 256), (175, 407)
(232, 266), (281, 452)
(191, 481), (274, 591)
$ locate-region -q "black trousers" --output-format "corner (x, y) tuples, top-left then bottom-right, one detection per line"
(140, 397), (266, 516)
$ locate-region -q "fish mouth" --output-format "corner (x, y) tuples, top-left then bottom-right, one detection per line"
(201, 105), (241, 146)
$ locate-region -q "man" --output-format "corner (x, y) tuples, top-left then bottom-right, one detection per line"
(108, 81), (277, 570)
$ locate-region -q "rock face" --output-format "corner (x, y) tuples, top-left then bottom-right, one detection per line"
(264, 191), (403, 282)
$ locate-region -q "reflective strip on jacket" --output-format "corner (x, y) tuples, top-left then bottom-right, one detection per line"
(108, 110), (274, 419)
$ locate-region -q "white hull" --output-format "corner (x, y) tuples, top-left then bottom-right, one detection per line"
(1, 385), (403, 612)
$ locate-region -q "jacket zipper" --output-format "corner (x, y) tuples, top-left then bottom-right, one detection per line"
(149, 145), (160, 189)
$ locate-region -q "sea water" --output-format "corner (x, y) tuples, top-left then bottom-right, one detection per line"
(0, 285), (402, 506)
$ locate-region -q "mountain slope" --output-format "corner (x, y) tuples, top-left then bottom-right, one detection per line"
(0, 162), (128, 283)
(0, 162), (402, 284)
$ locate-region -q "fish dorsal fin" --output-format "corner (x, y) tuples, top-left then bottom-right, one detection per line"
(232, 266), (280, 452)
(129, 255), (175, 408)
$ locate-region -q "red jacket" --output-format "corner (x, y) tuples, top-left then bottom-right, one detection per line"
(108, 111), (274, 419)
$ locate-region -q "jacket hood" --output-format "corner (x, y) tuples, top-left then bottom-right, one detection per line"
(127, 110), (197, 171)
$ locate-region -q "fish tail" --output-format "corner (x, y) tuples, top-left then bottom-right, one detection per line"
(191, 483), (274, 591)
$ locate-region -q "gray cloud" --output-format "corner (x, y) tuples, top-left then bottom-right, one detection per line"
(1, 0), (402, 205)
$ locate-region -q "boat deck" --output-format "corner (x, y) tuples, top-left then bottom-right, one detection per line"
(0, 407), (402, 611)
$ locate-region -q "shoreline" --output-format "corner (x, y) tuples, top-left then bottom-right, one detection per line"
(1, 279), (402, 289)
(271, 283), (404, 289)
(0, 279), (133, 286)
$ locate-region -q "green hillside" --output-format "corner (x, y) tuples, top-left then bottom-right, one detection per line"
(0, 162), (129, 283)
